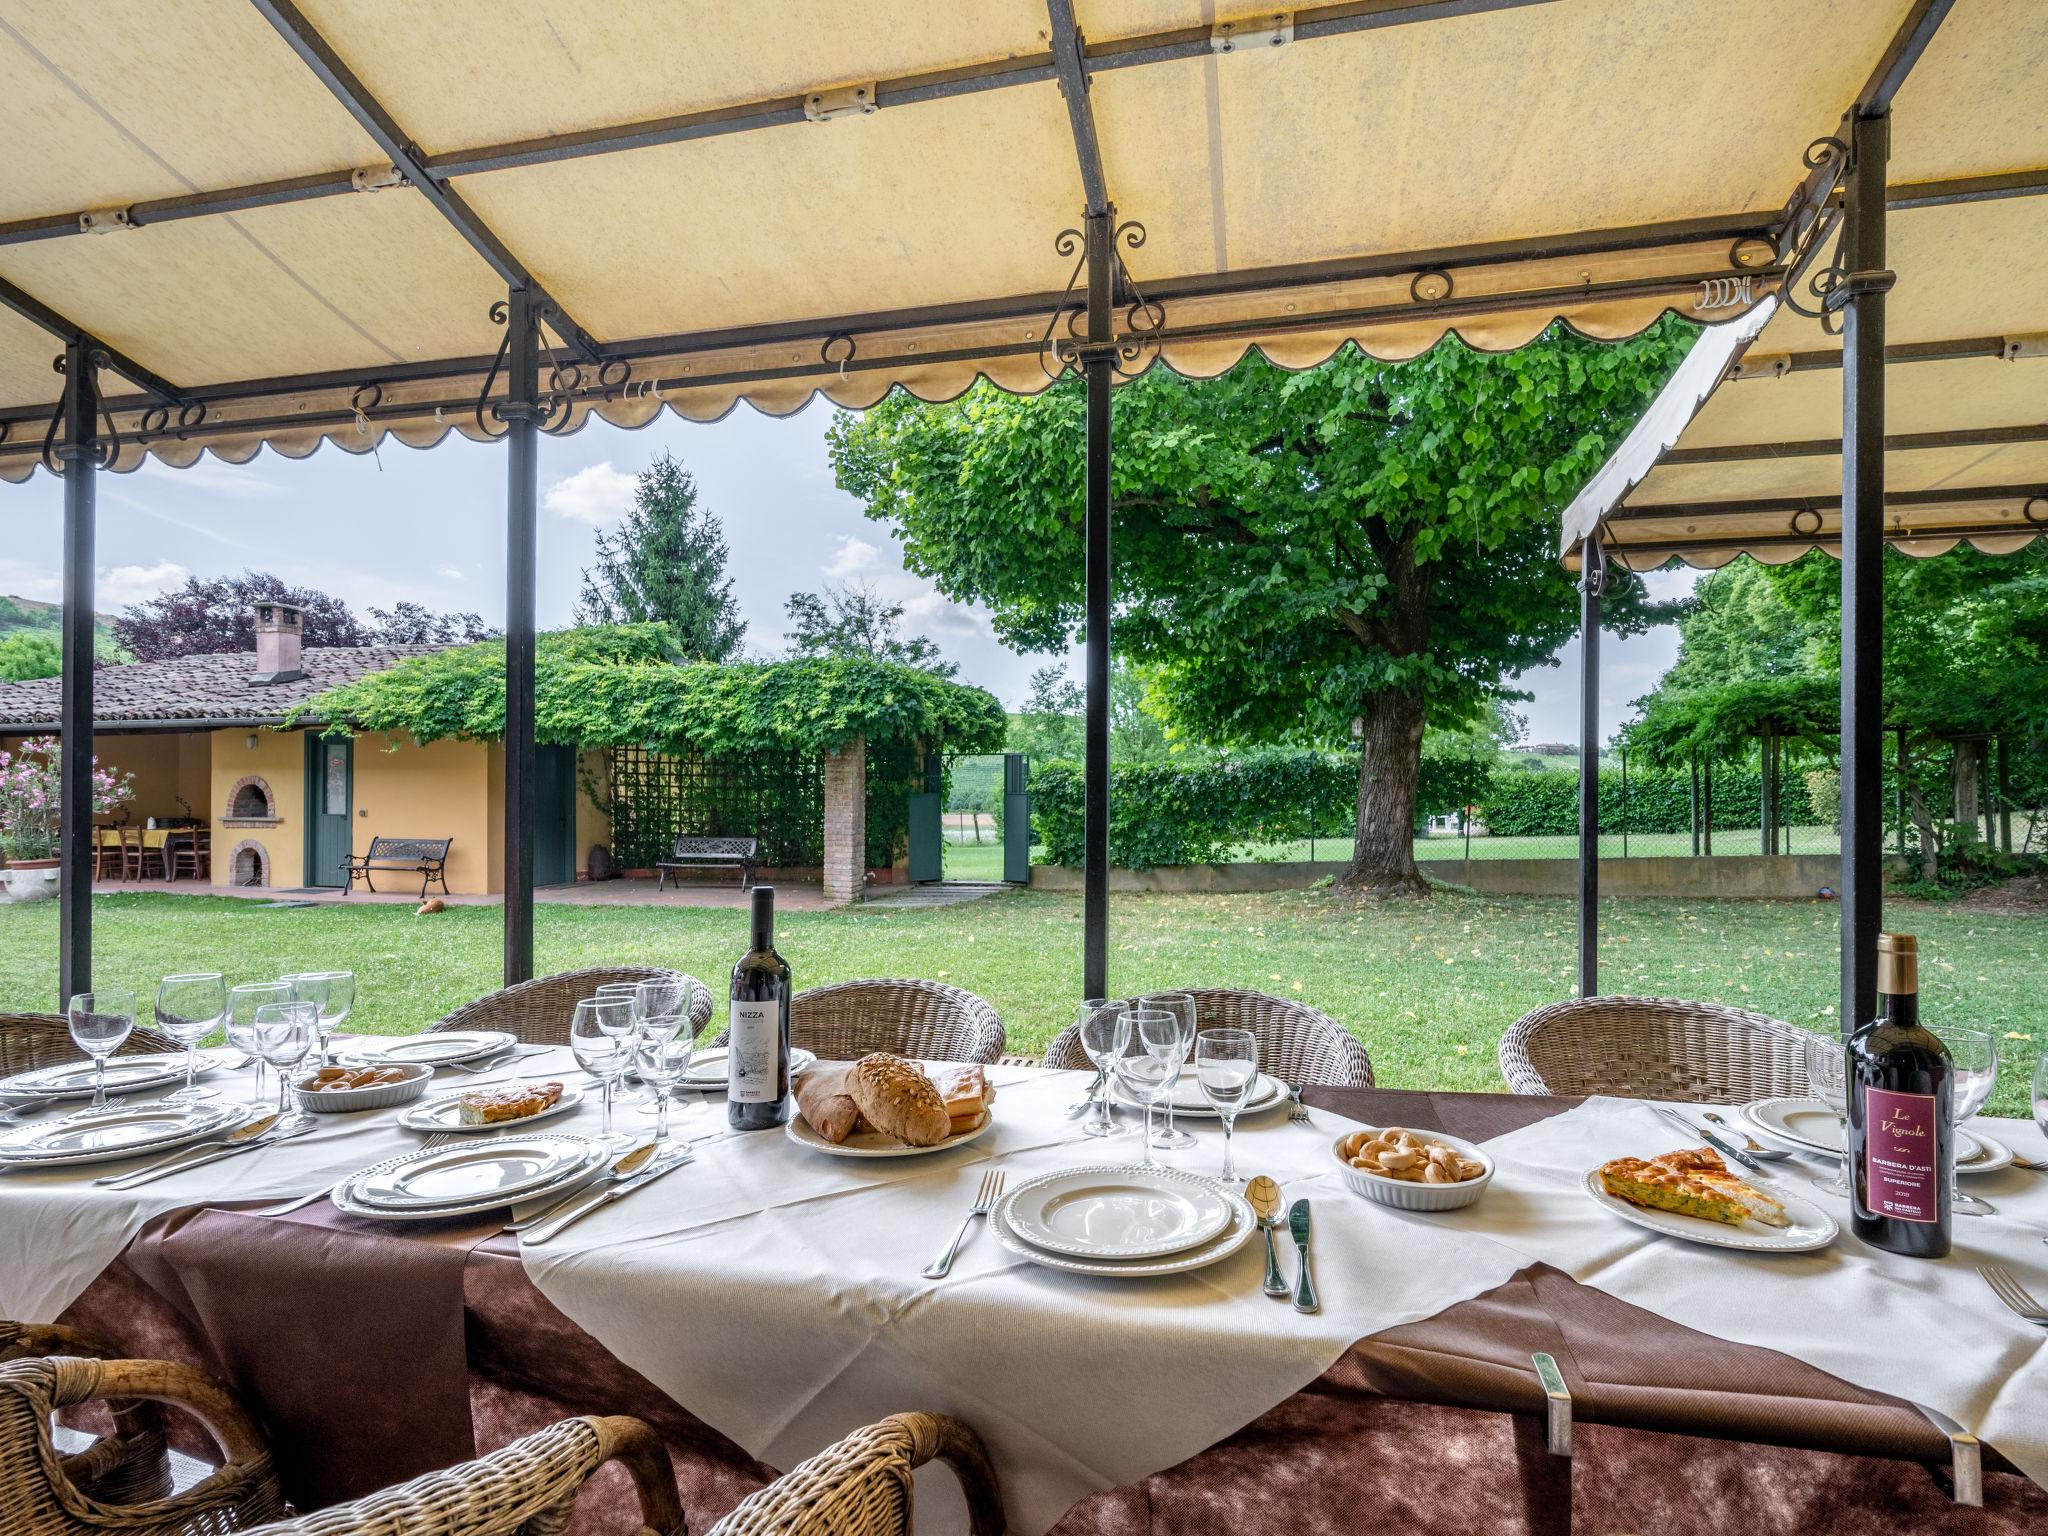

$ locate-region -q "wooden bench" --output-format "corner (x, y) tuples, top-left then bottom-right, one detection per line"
(656, 836), (758, 891)
(343, 836), (453, 898)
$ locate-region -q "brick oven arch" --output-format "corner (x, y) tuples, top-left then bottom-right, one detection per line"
(226, 839), (271, 888)
(224, 774), (281, 827)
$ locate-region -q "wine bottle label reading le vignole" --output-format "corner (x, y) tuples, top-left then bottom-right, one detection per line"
(1860, 1087), (1939, 1223)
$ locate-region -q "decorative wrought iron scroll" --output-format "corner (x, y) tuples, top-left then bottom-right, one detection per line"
(1039, 220), (1165, 383)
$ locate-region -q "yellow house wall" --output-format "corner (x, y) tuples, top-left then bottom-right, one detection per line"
(351, 735), (496, 895)
(575, 749), (610, 874)
(210, 727), (306, 888)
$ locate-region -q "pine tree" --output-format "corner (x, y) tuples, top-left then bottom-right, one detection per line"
(574, 451), (745, 662)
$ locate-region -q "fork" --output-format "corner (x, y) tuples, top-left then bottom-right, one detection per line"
(1288, 1086), (1310, 1126)
(1978, 1264), (2048, 1327)
(922, 1169), (1005, 1279)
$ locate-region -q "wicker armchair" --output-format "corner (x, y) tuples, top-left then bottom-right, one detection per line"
(709, 1413), (1002, 1536)
(1, 1323), (176, 1506)
(428, 968), (712, 1047)
(1041, 989), (1374, 1087)
(1498, 995), (1813, 1102)
(0, 1356), (282, 1536)
(2, 1015), (183, 1080)
(709, 979), (1006, 1064)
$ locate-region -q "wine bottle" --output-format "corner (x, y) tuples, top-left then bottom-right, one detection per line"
(728, 885), (792, 1130)
(1847, 932), (1952, 1258)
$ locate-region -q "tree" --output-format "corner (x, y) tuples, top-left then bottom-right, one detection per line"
(0, 631), (61, 681)
(575, 451), (745, 662)
(783, 579), (955, 676)
(1006, 660), (1173, 765)
(114, 571), (370, 661)
(829, 324), (1692, 891)
(366, 602), (495, 646)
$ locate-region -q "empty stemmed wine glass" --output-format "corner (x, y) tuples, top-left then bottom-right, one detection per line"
(251, 1001), (315, 1116)
(596, 981), (649, 1104)
(1196, 1028), (1259, 1183)
(68, 990), (135, 1110)
(155, 973), (226, 1103)
(226, 982), (292, 1104)
(1803, 1031), (1852, 1197)
(633, 976), (698, 1141)
(281, 971), (355, 1066)
(1077, 999), (1130, 1138)
(1143, 993), (1198, 1151)
(1112, 1009), (1181, 1170)
(571, 995), (636, 1149)
(1931, 1025), (1998, 1217)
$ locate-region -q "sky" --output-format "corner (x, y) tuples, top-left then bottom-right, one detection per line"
(0, 404), (1693, 745)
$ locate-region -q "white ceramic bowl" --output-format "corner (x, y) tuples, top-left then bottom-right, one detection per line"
(293, 1063), (433, 1113)
(1331, 1127), (1494, 1212)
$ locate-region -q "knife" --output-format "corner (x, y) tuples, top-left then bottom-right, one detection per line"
(100, 1117), (312, 1189)
(1288, 1198), (1318, 1314)
(92, 1110), (280, 1185)
(522, 1151), (692, 1246)
(1914, 1402), (1982, 1507)
(1065, 1067), (1108, 1116)
(1652, 1105), (1768, 1176)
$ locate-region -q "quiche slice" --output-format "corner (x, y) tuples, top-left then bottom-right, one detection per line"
(1597, 1156), (1751, 1227)
(456, 1080), (564, 1126)
(1651, 1147), (1791, 1228)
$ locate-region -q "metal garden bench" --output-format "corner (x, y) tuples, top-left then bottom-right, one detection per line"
(343, 836), (453, 898)
(655, 836), (758, 891)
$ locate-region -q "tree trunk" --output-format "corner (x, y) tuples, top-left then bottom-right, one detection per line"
(1950, 742), (1979, 828)
(1906, 781), (1940, 883)
(1341, 687), (1429, 895)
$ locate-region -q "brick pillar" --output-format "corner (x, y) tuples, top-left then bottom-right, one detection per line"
(822, 735), (866, 904)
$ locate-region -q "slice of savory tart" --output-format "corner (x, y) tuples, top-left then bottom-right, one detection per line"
(1597, 1156), (1752, 1227)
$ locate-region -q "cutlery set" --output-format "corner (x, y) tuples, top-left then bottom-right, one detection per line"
(96, 1112), (313, 1189)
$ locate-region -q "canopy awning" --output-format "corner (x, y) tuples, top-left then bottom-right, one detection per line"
(1561, 0), (2048, 568)
(0, 0), (1939, 480)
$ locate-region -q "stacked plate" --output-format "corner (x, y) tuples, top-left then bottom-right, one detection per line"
(0, 1100), (254, 1169)
(0, 1053), (226, 1104)
(1113, 1068), (1287, 1120)
(342, 1030), (515, 1069)
(330, 1132), (607, 1221)
(677, 1045), (817, 1093)
(1742, 1096), (2014, 1175)
(990, 1165), (1257, 1278)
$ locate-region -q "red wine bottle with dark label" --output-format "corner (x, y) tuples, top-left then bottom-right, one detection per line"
(1847, 932), (1952, 1258)
(728, 886), (792, 1130)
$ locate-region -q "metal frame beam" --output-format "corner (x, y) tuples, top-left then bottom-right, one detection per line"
(1660, 422), (2048, 466)
(0, 277), (185, 405)
(1576, 537), (1601, 998)
(1045, 0), (1110, 215)
(501, 289), (541, 986)
(1608, 482), (2047, 523)
(245, 0), (604, 364)
(1081, 207), (1114, 1000)
(56, 339), (97, 1004)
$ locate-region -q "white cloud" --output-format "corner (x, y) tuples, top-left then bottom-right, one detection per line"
(543, 462), (636, 525)
(133, 456), (279, 498)
(437, 565), (465, 581)
(0, 559), (59, 602)
(98, 560), (191, 606)
(824, 536), (883, 580)
(899, 587), (992, 640)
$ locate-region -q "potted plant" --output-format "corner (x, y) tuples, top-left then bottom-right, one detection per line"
(0, 738), (134, 902)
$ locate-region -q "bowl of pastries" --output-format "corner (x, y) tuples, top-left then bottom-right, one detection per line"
(1333, 1126), (1493, 1211)
(788, 1053), (995, 1156)
(292, 1061), (433, 1113)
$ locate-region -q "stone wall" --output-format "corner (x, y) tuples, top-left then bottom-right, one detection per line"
(822, 735), (867, 904)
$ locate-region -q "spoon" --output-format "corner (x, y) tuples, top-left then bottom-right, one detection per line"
(1246, 1175), (1289, 1299)
(1702, 1110), (1791, 1161)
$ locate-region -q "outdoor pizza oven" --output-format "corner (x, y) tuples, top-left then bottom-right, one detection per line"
(226, 839), (270, 888)
(223, 774), (281, 828)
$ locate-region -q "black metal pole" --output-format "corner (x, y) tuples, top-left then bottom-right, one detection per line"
(1703, 759), (1713, 856)
(1690, 755), (1701, 856)
(1839, 109), (1894, 1037)
(1894, 726), (1906, 855)
(1081, 205), (1113, 1001)
(502, 289), (541, 985)
(56, 339), (98, 1006)
(1577, 536), (1601, 998)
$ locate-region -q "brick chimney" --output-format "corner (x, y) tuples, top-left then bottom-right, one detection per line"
(249, 602), (306, 685)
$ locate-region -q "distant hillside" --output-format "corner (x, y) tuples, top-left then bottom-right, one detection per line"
(0, 595), (124, 666)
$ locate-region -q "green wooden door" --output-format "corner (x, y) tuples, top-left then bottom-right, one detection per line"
(535, 745), (577, 886)
(906, 754), (942, 882)
(303, 734), (352, 888)
(1002, 753), (1030, 884)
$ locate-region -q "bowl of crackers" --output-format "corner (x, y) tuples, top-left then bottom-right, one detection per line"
(292, 1061), (433, 1113)
(1332, 1125), (1493, 1212)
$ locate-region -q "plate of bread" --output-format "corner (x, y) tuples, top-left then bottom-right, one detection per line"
(399, 1079), (582, 1133)
(787, 1054), (995, 1156)
(1586, 1146), (1837, 1252)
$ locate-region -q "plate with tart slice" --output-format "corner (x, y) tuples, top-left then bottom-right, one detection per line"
(1584, 1145), (1837, 1253)
(399, 1079), (583, 1134)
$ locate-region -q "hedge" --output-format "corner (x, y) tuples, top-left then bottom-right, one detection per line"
(1476, 767), (1815, 837)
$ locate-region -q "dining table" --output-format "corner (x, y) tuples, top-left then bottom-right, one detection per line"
(2, 1050), (2044, 1535)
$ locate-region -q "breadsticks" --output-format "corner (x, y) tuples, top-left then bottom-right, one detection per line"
(1337, 1127), (1486, 1185)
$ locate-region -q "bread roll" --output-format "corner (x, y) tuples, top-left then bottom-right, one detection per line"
(930, 1063), (992, 1129)
(794, 1063), (862, 1144)
(848, 1053), (953, 1147)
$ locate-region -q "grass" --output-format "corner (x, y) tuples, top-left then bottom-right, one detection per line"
(3, 886), (2042, 1117)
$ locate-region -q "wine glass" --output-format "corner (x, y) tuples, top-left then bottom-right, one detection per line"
(67, 990), (135, 1110)
(633, 976), (698, 1141)
(1142, 993), (1197, 1151)
(1931, 1025), (1997, 1217)
(155, 973), (226, 1103)
(281, 971), (355, 1065)
(1196, 1028), (1259, 1183)
(1076, 999), (1130, 1138)
(1112, 1009), (1180, 1169)
(596, 981), (649, 1103)
(226, 982), (292, 1104)
(2033, 1050), (2048, 1149)
(571, 996), (636, 1148)
(1802, 1031), (1851, 1197)
(251, 1001), (315, 1116)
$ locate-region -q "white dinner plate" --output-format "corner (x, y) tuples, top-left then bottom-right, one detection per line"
(679, 1046), (817, 1089)
(398, 1081), (585, 1133)
(0, 1053), (226, 1102)
(1743, 1096), (2007, 1172)
(1003, 1166), (1233, 1260)
(1113, 1069), (1285, 1118)
(0, 1101), (252, 1167)
(784, 1108), (994, 1158)
(992, 1183), (1258, 1278)
(352, 1133), (601, 1208)
(1581, 1168), (1838, 1253)
(343, 1031), (515, 1067)
(332, 1142), (609, 1223)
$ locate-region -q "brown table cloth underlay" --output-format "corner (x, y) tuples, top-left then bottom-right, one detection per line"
(53, 1087), (2048, 1533)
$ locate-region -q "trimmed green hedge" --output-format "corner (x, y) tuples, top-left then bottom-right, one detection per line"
(1477, 767), (1814, 837)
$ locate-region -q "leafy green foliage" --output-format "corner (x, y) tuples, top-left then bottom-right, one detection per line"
(1626, 672), (1840, 765)
(1005, 661), (1173, 765)
(1477, 766), (1812, 838)
(783, 579), (954, 675)
(0, 630), (61, 681)
(575, 452), (746, 662)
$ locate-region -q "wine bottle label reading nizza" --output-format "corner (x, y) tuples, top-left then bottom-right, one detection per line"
(1862, 1087), (1939, 1223)
(728, 1003), (777, 1103)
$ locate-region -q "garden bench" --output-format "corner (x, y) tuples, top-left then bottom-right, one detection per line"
(343, 836), (453, 898)
(656, 835), (758, 891)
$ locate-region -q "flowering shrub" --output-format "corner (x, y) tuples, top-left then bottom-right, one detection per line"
(0, 738), (133, 861)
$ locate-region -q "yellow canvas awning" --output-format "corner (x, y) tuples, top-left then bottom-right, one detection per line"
(0, 0), (1936, 480)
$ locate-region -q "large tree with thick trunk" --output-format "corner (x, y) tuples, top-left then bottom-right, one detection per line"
(828, 325), (1688, 891)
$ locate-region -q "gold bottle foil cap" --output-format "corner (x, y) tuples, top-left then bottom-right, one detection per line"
(1877, 932), (1918, 995)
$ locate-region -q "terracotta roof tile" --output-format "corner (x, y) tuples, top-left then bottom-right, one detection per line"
(0, 645), (446, 731)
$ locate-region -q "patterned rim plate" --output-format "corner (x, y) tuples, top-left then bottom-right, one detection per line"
(1003, 1166), (1235, 1260)
(331, 1148), (608, 1224)
(785, 1109), (993, 1158)
(0, 1101), (254, 1167)
(1112, 1069), (1285, 1119)
(679, 1046), (817, 1088)
(1741, 1097), (2004, 1171)
(1581, 1168), (1838, 1253)
(992, 1184), (1257, 1278)
(398, 1081), (585, 1133)
(347, 1133), (607, 1210)
(342, 1031), (514, 1067)
(0, 1053), (226, 1101)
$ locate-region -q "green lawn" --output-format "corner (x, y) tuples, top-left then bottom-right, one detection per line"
(2, 888), (2040, 1117)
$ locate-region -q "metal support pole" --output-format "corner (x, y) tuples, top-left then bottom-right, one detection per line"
(1978, 739), (1995, 846)
(1702, 759), (1712, 856)
(1690, 756), (1701, 857)
(1839, 109), (1894, 1036)
(56, 339), (98, 1006)
(1577, 536), (1602, 999)
(502, 289), (541, 985)
(1895, 726), (1907, 855)
(1081, 205), (1114, 1000)
(1620, 749), (1628, 860)
(1996, 738), (2013, 853)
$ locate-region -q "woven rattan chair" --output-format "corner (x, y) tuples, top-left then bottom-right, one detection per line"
(235, 1414), (680, 1536)
(2, 1015), (183, 1081)
(709, 1412), (1002, 1536)
(427, 967), (711, 1048)
(1498, 995), (1812, 1102)
(1041, 988), (1374, 1087)
(709, 979), (1006, 1064)
(0, 1355), (282, 1536)
(0, 1323), (175, 1507)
